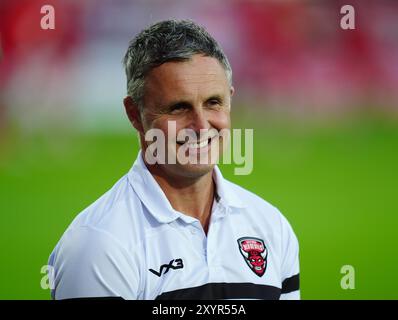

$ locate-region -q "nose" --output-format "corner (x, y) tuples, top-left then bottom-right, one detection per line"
(188, 108), (210, 133)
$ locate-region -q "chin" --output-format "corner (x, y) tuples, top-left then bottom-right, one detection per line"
(174, 162), (215, 179)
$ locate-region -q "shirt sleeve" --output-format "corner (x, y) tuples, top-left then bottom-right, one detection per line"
(279, 214), (300, 300)
(49, 226), (142, 300)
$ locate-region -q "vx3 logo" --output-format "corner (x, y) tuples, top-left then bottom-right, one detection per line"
(149, 258), (184, 277)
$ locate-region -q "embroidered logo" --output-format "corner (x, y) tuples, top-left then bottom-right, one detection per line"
(149, 258), (184, 277)
(237, 237), (267, 277)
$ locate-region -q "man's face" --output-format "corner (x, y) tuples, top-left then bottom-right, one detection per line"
(139, 54), (233, 180)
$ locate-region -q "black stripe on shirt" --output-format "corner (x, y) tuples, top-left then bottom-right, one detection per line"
(281, 274), (300, 294)
(155, 282), (281, 300)
(59, 297), (124, 301)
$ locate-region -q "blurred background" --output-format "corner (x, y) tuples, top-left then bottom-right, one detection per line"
(0, 0), (397, 299)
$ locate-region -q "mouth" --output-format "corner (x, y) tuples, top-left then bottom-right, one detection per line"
(176, 135), (217, 151)
(254, 266), (262, 271)
(186, 138), (211, 149)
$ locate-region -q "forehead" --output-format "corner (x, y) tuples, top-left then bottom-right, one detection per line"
(143, 54), (229, 103)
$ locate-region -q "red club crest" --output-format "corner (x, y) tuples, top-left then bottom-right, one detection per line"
(237, 237), (268, 277)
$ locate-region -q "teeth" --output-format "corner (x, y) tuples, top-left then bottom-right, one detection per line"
(188, 139), (209, 149)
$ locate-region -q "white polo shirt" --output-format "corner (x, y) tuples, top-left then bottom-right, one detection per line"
(49, 151), (300, 300)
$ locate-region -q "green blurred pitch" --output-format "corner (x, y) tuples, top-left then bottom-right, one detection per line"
(0, 115), (397, 299)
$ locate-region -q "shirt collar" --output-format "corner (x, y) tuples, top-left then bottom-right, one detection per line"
(127, 150), (246, 224)
(212, 165), (246, 210)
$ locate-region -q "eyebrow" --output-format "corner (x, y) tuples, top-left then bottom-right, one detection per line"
(163, 94), (225, 110)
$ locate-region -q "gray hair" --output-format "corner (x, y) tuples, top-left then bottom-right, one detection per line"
(123, 19), (233, 109)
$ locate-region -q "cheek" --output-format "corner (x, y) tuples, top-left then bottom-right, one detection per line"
(209, 110), (230, 130)
(148, 117), (184, 143)
(145, 116), (170, 133)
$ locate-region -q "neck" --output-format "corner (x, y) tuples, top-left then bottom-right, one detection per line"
(145, 163), (215, 234)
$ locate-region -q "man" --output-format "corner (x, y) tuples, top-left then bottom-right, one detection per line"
(48, 19), (300, 300)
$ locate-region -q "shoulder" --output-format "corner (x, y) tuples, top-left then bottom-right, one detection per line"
(51, 225), (129, 266)
(53, 174), (146, 258)
(224, 179), (298, 243)
(48, 175), (147, 299)
(224, 179), (281, 219)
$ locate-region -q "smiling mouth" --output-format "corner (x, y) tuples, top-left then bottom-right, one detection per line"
(176, 136), (217, 149)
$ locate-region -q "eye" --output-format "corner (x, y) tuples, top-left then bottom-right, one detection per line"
(170, 103), (189, 114)
(207, 99), (221, 107)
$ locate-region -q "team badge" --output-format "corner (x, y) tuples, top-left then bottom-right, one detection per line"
(237, 237), (267, 277)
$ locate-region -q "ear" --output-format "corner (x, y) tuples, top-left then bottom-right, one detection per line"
(230, 86), (235, 97)
(123, 96), (144, 134)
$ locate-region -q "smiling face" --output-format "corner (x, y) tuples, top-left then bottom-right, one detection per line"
(134, 54), (233, 180)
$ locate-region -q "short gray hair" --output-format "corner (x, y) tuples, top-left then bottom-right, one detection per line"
(123, 19), (233, 109)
